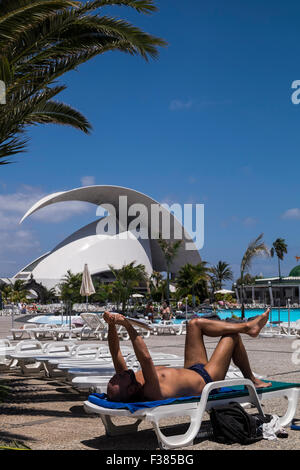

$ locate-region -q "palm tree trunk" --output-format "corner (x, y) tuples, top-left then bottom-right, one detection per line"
(278, 258), (282, 280)
(166, 263), (170, 303)
(278, 257), (282, 321)
(240, 273), (245, 320)
(192, 286), (196, 308)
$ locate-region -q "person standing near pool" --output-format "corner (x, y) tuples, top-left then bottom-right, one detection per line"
(145, 302), (154, 323)
(160, 301), (172, 320)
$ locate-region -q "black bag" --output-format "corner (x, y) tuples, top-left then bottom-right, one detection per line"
(209, 402), (266, 445)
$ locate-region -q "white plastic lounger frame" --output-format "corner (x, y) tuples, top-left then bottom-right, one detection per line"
(42, 346), (134, 379)
(8, 341), (77, 376)
(84, 378), (300, 450)
(153, 320), (183, 336)
(41, 343), (106, 377)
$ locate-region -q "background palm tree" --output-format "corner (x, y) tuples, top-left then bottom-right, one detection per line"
(239, 233), (269, 318)
(157, 238), (182, 303)
(210, 261), (233, 291)
(59, 270), (83, 303)
(150, 271), (163, 289)
(149, 271), (165, 301)
(0, 279), (30, 303)
(270, 238), (288, 281)
(270, 238), (288, 310)
(0, 0), (166, 163)
(109, 262), (147, 313)
(176, 262), (209, 307)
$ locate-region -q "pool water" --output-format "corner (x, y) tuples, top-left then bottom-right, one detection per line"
(218, 308), (300, 323)
(172, 309), (300, 323)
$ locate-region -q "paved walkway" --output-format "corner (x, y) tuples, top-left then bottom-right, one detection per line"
(0, 316), (299, 450)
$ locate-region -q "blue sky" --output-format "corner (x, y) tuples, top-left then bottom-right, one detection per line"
(1, 0), (300, 283)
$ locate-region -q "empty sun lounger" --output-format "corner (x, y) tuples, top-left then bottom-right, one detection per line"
(0, 339), (46, 370)
(7, 340), (77, 375)
(84, 379), (300, 449)
(153, 320), (184, 336)
(44, 346), (134, 379)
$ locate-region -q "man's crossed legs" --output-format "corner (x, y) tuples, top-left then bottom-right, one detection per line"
(184, 309), (272, 388)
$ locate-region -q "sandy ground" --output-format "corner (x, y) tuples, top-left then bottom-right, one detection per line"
(0, 315), (300, 451)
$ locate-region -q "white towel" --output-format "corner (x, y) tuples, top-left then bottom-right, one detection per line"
(262, 415), (288, 440)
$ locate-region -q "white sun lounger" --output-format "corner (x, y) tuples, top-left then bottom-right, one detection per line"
(84, 378), (300, 449)
(9, 324), (60, 341)
(7, 340), (77, 375)
(42, 346), (134, 378)
(279, 320), (300, 337)
(0, 339), (46, 370)
(153, 320), (184, 336)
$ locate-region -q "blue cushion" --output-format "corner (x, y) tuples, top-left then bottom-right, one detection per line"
(88, 389), (227, 414)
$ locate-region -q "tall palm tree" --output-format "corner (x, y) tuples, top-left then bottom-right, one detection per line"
(270, 238), (288, 281)
(239, 233), (269, 318)
(0, 0), (166, 163)
(270, 238), (288, 309)
(176, 262), (209, 307)
(157, 238), (182, 303)
(210, 261), (233, 291)
(109, 262), (147, 313)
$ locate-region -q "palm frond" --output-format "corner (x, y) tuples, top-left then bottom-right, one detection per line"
(29, 100), (92, 133)
(79, 0), (157, 15)
(240, 233), (269, 277)
(0, 135), (28, 164)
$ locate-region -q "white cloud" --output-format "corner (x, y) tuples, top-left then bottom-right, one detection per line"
(0, 186), (91, 224)
(169, 99), (193, 111)
(0, 229), (40, 253)
(281, 208), (300, 220)
(81, 176), (95, 186)
(0, 189), (44, 215)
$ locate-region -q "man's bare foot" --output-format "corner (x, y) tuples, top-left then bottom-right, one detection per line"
(247, 308), (270, 338)
(252, 376), (272, 389)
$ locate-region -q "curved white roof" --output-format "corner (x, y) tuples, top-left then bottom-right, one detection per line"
(18, 185), (201, 283)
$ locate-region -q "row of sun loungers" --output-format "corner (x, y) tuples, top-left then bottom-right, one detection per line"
(8, 313), (186, 344)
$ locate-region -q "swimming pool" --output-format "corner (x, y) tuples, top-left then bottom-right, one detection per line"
(172, 308), (300, 323)
(211, 308), (299, 323)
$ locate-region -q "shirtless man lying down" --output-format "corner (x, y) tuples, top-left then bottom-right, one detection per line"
(103, 309), (271, 402)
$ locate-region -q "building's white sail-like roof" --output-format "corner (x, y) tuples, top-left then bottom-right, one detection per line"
(16, 185), (201, 286)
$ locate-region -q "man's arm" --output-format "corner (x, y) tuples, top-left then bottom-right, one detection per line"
(104, 313), (127, 373)
(104, 312), (162, 399)
(118, 314), (162, 398)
